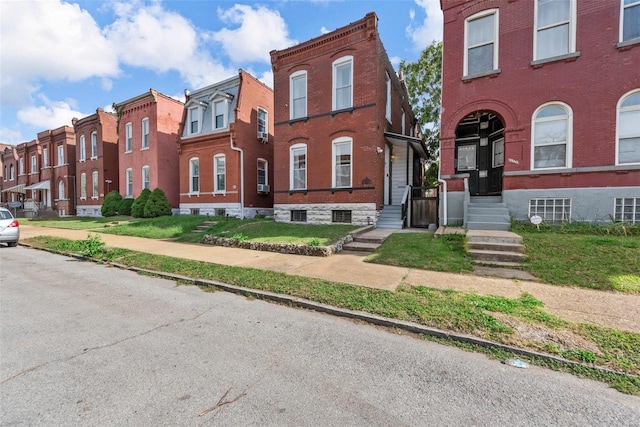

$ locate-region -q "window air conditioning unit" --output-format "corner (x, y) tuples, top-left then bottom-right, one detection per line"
(257, 131), (268, 143)
(257, 184), (270, 193)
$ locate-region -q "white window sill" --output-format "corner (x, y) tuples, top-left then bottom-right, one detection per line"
(188, 192), (200, 197)
(124, 150), (132, 154)
(91, 196), (99, 200)
(79, 159), (86, 163)
(462, 68), (502, 81)
(530, 52), (580, 67)
(141, 147), (149, 151)
(90, 156), (98, 160)
(80, 197), (87, 201)
(213, 191), (226, 196)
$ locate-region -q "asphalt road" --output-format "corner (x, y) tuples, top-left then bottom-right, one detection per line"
(1, 246), (639, 426)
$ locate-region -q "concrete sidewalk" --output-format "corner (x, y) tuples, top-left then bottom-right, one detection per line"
(18, 225), (640, 333)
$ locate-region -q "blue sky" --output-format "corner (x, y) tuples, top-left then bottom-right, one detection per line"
(0, 0), (442, 146)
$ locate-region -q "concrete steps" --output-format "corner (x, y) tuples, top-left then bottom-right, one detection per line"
(466, 196), (511, 231)
(191, 221), (217, 233)
(376, 205), (403, 229)
(341, 229), (395, 253)
(466, 230), (526, 267)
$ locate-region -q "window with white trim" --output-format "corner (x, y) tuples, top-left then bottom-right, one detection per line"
(617, 89), (640, 165)
(190, 158), (199, 193)
(290, 144), (307, 190)
(126, 168), (133, 198)
(91, 132), (98, 158)
(529, 198), (571, 223)
(465, 9), (499, 76)
(290, 71), (307, 120)
(57, 145), (64, 166)
(493, 138), (505, 167)
(333, 56), (353, 111)
(9, 164), (14, 180)
(79, 135), (86, 161)
(257, 107), (268, 137)
(125, 122), (133, 152)
(622, 0), (640, 42)
(257, 158), (267, 186)
(141, 117), (149, 149)
(534, 0), (576, 60)
(80, 173), (87, 199)
(19, 157), (24, 175)
(615, 197), (640, 223)
(401, 108), (406, 135)
(532, 103), (572, 169)
(214, 100), (228, 130)
(30, 155), (37, 173)
(188, 106), (200, 135)
(92, 171), (99, 198)
(42, 147), (48, 168)
(3, 166), (5, 181)
(332, 137), (352, 188)
(58, 180), (65, 200)
(214, 154), (226, 192)
(385, 72), (392, 122)
(142, 166), (150, 190)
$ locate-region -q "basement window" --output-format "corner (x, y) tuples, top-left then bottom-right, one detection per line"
(614, 198), (639, 224)
(529, 198), (571, 223)
(291, 210), (307, 223)
(332, 210), (352, 224)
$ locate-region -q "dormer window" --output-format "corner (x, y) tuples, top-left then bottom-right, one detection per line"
(188, 106), (200, 134)
(207, 91), (232, 131)
(214, 100), (226, 129)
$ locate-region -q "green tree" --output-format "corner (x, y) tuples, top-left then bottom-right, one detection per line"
(131, 188), (151, 218)
(400, 40), (442, 185)
(101, 190), (122, 217)
(143, 188), (172, 218)
(117, 198), (135, 216)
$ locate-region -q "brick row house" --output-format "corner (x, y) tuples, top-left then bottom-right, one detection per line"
(72, 108), (119, 217)
(113, 89), (184, 208)
(178, 70), (274, 217)
(270, 12), (428, 226)
(439, 0), (640, 228)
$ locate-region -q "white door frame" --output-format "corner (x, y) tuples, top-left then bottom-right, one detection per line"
(384, 145), (390, 205)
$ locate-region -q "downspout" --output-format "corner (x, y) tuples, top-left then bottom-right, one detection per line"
(229, 135), (244, 219)
(438, 169), (447, 227)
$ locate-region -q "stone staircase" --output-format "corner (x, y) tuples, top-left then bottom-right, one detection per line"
(191, 221), (217, 233)
(341, 229), (394, 253)
(466, 196), (511, 231)
(466, 230), (526, 267)
(376, 205), (403, 229)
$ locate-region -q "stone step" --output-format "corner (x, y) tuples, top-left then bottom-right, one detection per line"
(473, 259), (525, 268)
(467, 221), (511, 231)
(341, 241), (381, 253)
(466, 231), (523, 245)
(470, 196), (503, 203)
(467, 213), (511, 222)
(468, 249), (526, 263)
(376, 221), (403, 229)
(467, 207), (509, 216)
(354, 235), (387, 244)
(467, 241), (525, 253)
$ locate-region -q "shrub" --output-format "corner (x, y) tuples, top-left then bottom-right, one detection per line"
(131, 188), (151, 218)
(101, 191), (122, 217)
(81, 234), (106, 258)
(117, 198), (135, 216)
(143, 188), (172, 218)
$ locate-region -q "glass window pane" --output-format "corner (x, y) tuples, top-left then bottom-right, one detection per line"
(623, 5), (640, 41)
(621, 93), (640, 108)
(468, 14), (494, 46)
(457, 144), (477, 171)
(534, 145), (566, 168)
(538, 0), (570, 28)
(537, 24), (569, 58)
(619, 110), (640, 137)
(536, 106), (566, 118)
(468, 44), (494, 75)
(336, 63), (351, 87)
(535, 118), (567, 145)
(619, 137), (640, 163)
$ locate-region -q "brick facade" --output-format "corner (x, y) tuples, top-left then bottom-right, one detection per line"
(72, 108), (119, 216)
(178, 70), (274, 218)
(114, 89), (184, 208)
(270, 12), (426, 225)
(440, 0), (640, 224)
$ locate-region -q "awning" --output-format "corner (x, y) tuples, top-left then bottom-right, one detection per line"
(25, 180), (51, 191)
(1, 184), (25, 194)
(384, 132), (429, 159)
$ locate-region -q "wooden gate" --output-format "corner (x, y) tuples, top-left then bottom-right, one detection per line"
(410, 186), (439, 228)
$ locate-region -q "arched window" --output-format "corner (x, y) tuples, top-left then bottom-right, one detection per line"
(80, 173), (87, 199)
(290, 70), (307, 120)
(92, 171), (99, 198)
(79, 135), (86, 161)
(91, 132), (98, 158)
(189, 158), (199, 193)
(58, 180), (65, 200)
(332, 137), (352, 188)
(617, 89), (640, 165)
(332, 56), (353, 111)
(290, 144), (307, 190)
(531, 103), (572, 169)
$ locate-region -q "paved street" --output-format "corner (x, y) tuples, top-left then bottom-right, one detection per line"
(1, 246), (639, 426)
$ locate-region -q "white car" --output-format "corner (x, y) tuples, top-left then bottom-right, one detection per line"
(0, 207), (20, 247)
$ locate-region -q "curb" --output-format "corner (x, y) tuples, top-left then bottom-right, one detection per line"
(19, 242), (638, 380)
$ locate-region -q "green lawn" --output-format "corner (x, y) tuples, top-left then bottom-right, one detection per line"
(23, 216), (137, 230)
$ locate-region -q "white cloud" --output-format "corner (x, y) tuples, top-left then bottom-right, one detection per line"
(104, 1), (235, 89)
(406, 0), (443, 50)
(16, 95), (86, 130)
(320, 26), (331, 35)
(211, 4), (297, 64)
(0, 128), (26, 146)
(0, 0), (119, 106)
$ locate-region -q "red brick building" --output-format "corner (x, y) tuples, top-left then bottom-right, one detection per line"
(72, 108), (119, 216)
(270, 12), (427, 226)
(1, 145), (22, 206)
(178, 70), (274, 218)
(113, 89), (184, 208)
(439, 0), (640, 228)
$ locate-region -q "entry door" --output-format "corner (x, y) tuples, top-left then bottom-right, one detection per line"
(455, 138), (503, 196)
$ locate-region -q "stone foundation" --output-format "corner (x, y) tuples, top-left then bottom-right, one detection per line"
(273, 203), (377, 225)
(201, 233), (354, 257)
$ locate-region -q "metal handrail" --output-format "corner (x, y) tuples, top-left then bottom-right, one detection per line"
(400, 185), (411, 228)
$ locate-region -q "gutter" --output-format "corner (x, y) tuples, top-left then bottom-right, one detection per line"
(229, 135), (244, 219)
